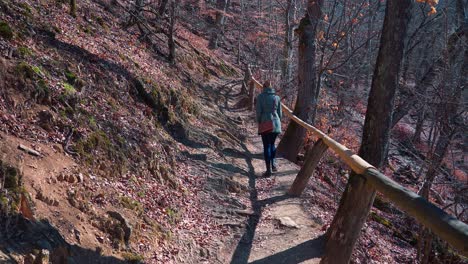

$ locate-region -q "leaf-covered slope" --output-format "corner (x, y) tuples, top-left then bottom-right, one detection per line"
(0, 0), (242, 262)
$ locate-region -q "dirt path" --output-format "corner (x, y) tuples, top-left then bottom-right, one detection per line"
(210, 79), (325, 264)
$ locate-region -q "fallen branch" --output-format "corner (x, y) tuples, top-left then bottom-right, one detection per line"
(18, 144), (41, 157)
(62, 126), (78, 156)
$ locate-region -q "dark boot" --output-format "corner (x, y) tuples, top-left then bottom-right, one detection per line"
(271, 159), (278, 172)
(262, 160), (272, 177)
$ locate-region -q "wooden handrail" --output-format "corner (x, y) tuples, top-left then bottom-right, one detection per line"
(250, 77), (468, 256)
(251, 77), (373, 173)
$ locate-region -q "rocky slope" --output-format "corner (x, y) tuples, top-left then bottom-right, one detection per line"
(0, 0), (248, 262)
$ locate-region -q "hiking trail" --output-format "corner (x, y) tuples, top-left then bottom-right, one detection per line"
(202, 79), (325, 264)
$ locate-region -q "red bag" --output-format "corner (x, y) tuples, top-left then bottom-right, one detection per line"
(258, 120), (274, 134)
(258, 97), (278, 134)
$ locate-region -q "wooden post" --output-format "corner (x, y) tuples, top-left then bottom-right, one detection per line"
(248, 80), (255, 111)
(288, 139), (328, 196)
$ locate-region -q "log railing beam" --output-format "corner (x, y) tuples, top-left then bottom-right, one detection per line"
(363, 168), (468, 255)
(248, 75), (468, 256)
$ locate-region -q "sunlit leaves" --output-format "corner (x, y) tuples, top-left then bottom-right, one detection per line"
(415, 0), (439, 15)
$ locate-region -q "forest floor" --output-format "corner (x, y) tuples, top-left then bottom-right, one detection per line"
(1, 0), (465, 262)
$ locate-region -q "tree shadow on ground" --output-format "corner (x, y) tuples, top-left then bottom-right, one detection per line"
(222, 147), (263, 160)
(228, 137), (296, 264)
(201, 80), (243, 115)
(0, 215), (129, 264)
(208, 162), (249, 176)
(180, 150), (208, 161)
(249, 234), (325, 264)
(271, 169), (300, 177)
(168, 122), (215, 149)
(225, 122), (324, 263)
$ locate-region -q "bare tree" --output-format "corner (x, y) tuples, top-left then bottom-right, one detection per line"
(416, 8), (466, 261)
(276, 0), (323, 162)
(168, 0), (179, 64)
(70, 0), (77, 17)
(281, 0), (295, 88)
(159, 0), (169, 16)
(117, 0), (182, 63)
(209, 0), (228, 49)
(237, 0), (245, 64)
(321, 0), (413, 263)
(392, 24), (465, 128)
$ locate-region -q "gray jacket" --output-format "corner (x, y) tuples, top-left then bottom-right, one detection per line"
(256, 87), (282, 133)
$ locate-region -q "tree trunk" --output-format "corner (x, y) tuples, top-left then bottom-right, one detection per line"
(281, 0), (294, 89)
(248, 80), (255, 111)
(159, 0), (169, 16)
(209, 0), (228, 49)
(70, 0), (76, 17)
(321, 1), (412, 263)
(421, 231), (434, 264)
(288, 139), (328, 196)
(168, 0), (178, 64)
(419, 20), (466, 261)
(391, 27), (464, 128)
(343, 3), (353, 103)
(417, 129), (453, 262)
(242, 65), (252, 95)
(456, 0), (465, 27)
(276, 0), (323, 162)
(412, 106), (425, 143)
(237, 0), (244, 64)
(364, 0), (372, 88)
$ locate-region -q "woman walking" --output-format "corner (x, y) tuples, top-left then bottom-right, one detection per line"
(256, 80), (282, 177)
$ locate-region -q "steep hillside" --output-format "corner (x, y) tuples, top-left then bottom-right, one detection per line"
(0, 0), (246, 262)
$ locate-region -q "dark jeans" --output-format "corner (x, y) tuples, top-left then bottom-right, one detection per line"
(261, 132), (278, 172)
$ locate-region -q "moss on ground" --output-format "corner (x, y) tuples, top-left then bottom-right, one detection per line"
(122, 252), (144, 263)
(76, 131), (111, 158)
(18, 46), (33, 57)
(144, 81), (199, 125)
(0, 161), (24, 213)
(166, 207), (180, 225)
(15, 62), (52, 104)
(218, 60), (236, 76)
(63, 82), (76, 95)
(0, 20), (13, 40)
(370, 211), (418, 246)
(370, 211), (392, 228)
(65, 70), (77, 84)
(119, 196), (143, 214)
(18, 2), (32, 13)
(16, 61), (36, 79)
(18, 2), (32, 17)
(75, 130), (129, 177)
(31, 65), (46, 77)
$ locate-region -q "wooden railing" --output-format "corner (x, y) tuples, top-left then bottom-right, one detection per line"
(249, 77), (468, 256)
